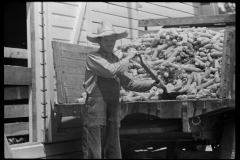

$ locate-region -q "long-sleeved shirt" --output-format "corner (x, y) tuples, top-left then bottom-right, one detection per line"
(83, 48), (154, 95)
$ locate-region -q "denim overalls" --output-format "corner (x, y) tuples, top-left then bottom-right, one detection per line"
(82, 75), (122, 159)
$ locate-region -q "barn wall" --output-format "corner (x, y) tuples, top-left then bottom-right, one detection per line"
(47, 2), (200, 48)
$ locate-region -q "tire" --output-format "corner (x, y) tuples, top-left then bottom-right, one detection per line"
(219, 118), (235, 159)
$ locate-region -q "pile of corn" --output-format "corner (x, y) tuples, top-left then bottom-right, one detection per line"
(113, 27), (225, 102)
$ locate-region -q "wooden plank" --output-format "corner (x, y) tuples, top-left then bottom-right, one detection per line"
(219, 27), (234, 99)
(91, 2), (138, 20)
(4, 133), (13, 158)
(107, 2), (137, 10)
(71, 2), (87, 44)
(51, 14), (75, 29)
(182, 2), (200, 8)
(120, 125), (181, 135)
(4, 47), (28, 59)
(29, 2), (43, 142)
(49, 2), (78, 17)
(137, 11), (168, 20)
(4, 86), (29, 100)
(138, 2), (194, 18)
(42, 151), (82, 159)
(92, 22), (139, 39)
(59, 117), (83, 128)
(11, 140), (82, 158)
(139, 14), (235, 27)
(91, 11), (138, 30)
(4, 65), (31, 85)
(52, 41), (98, 53)
(86, 2), (92, 46)
(51, 27), (73, 41)
(4, 122), (29, 136)
(148, 2), (197, 15)
(4, 104), (29, 118)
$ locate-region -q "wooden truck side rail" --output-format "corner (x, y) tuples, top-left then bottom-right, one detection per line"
(53, 14), (235, 116)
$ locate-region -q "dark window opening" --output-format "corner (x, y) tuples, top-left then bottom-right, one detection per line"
(4, 2), (27, 49)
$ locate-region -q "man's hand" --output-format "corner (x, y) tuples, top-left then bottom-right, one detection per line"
(124, 50), (138, 60)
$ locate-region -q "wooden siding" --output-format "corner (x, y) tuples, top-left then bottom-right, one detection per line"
(47, 2), (200, 45)
(4, 105), (29, 118)
(137, 2), (200, 30)
(4, 122), (29, 136)
(4, 47), (28, 59)
(4, 86), (29, 100)
(4, 66), (32, 85)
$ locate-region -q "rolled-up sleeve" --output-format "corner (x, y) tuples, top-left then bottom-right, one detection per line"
(86, 52), (130, 78)
(120, 71), (154, 92)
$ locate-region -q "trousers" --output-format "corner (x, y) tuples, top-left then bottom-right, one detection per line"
(82, 76), (122, 159)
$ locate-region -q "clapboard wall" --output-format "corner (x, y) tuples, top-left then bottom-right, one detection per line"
(48, 2), (200, 48)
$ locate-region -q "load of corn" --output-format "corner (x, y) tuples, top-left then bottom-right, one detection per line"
(76, 27), (225, 103)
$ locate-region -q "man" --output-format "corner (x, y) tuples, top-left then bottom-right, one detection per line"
(82, 21), (161, 159)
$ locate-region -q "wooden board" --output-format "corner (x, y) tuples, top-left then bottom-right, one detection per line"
(139, 14), (235, 27)
(42, 151), (82, 159)
(4, 104), (29, 118)
(10, 140), (82, 158)
(91, 11), (138, 30)
(137, 2), (194, 18)
(51, 14), (75, 29)
(54, 99), (233, 118)
(4, 47), (28, 59)
(4, 122), (29, 136)
(49, 2), (79, 17)
(52, 41), (98, 103)
(148, 2), (197, 15)
(91, 2), (138, 20)
(4, 86), (29, 100)
(4, 65), (32, 85)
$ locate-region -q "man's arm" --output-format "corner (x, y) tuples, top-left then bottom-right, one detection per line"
(86, 52), (129, 78)
(119, 71), (156, 92)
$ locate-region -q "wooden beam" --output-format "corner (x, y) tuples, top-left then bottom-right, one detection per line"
(86, 2), (92, 46)
(29, 2), (43, 142)
(4, 47), (28, 59)
(4, 105), (29, 118)
(120, 125), (181, 135)
(139, 14), (235, 27)
(70, 2), (87, 44)
(4, 86), (29, 100)
(10, 140), (82, 158)
(4, 65), (32, 85)
(4, 122), (29, 136)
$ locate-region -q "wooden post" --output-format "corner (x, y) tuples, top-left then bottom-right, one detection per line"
(26, 2), (33, 143)
(86, 2), (92, 46)
(70, 2), (87, 44)
(29, 2), (43, 142)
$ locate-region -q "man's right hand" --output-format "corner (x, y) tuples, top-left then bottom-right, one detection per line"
(124, 50), (138, 60)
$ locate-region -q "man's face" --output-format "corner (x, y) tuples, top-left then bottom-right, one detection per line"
(99, 34), (116, 54)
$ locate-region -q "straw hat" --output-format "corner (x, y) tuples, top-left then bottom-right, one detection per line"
(86, 21), (128, 43)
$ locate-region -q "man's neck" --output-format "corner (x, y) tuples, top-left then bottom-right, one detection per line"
(100, 48), (112, 57)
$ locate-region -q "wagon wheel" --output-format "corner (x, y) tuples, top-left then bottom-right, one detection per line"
(219, 118), (235, 159)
